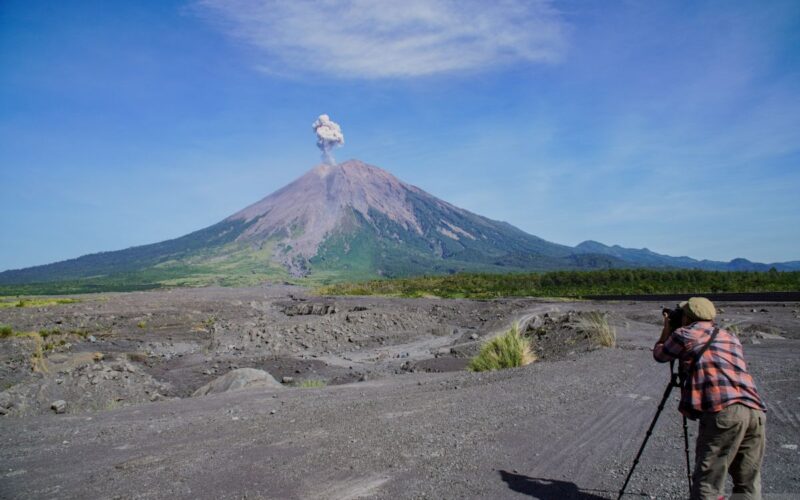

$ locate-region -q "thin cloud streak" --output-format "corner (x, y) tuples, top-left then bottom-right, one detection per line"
(197, 0), (567, 78)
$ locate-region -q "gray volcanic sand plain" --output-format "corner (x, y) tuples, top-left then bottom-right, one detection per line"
(0, 285), (798, 499)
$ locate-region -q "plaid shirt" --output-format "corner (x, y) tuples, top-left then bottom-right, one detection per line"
(653, 321), (766, 418)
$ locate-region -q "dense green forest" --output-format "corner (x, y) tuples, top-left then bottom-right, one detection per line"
(318, 269), (800, 299)
(2, 269), (798, 299)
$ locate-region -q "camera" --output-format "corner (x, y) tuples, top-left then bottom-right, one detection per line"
(662, 305), (684, 332)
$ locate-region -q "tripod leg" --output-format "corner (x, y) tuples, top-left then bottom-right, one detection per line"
(617, 380), (675, 500)
(683, 416), (692, 495)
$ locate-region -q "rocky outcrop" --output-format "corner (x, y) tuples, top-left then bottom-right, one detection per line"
(280, 301), (337, 316)
(0, 355), (173, 417)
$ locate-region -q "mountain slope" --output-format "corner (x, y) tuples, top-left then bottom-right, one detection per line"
(0, 159), (795, 290)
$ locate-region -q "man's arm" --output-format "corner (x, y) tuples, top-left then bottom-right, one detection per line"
(653, 314), (683, 363)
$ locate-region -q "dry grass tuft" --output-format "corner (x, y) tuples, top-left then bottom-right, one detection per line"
(468, 326), (536, 372)
(577, 311), (616, 348)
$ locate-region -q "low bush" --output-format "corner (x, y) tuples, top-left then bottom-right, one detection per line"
(0, 324), (13, 338)
(725, 323), (742, 337)
(468, 326), (536, 372)
(128, 352), (149, 363)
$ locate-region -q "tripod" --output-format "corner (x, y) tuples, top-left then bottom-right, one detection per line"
(617, 361), (692, 499)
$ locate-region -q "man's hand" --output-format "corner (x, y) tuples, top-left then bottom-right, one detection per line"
(653, 312), (675, 362)
(657, 312), (672, 344)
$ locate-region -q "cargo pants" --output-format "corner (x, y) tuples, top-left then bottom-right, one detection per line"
(691, 403), (766, 500)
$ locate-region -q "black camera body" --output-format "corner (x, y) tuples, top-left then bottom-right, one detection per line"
(663, 305), (684, 332)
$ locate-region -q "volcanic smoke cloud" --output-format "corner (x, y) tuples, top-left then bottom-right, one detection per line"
(312, 114), (345, 165)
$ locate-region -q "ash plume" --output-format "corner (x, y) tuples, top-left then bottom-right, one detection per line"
(312, 114), (345, 165)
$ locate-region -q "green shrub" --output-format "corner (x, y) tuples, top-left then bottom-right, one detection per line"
(468, 326), (536, 372)
(38, 328), (61, 339)
(297, 379), (326, 388)
(577, 311), (616, 348)
(0, 324), (13, 338)
(136, 321), (147, 329)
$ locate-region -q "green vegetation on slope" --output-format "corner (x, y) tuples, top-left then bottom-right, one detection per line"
(0, 240), (291, 296)
(0, 218), (258, 285)
(318, 269), (800, 299)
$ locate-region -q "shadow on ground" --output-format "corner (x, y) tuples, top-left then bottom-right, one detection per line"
(499, 470), (611, 499)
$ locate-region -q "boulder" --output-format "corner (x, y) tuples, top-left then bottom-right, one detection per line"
(51, 400), (67, 414)
(192, 368), (283, 397)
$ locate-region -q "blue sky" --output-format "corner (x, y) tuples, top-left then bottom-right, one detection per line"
(1, 0), (798, 272)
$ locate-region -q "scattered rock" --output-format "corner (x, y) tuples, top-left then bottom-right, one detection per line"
(51, 400), (67, 414)
(755, 331), (786, 340)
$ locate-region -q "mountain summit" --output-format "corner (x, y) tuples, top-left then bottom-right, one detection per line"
(228, 160), (441, 273)
(224, 159), (577, 277)
(1, 159), (797, 290)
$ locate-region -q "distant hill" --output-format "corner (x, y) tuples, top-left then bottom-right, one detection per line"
(573, 240), (800, 272)
(1, 159), (797, 292)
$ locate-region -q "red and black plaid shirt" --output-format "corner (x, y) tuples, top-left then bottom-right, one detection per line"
(653, 321), (766, 418)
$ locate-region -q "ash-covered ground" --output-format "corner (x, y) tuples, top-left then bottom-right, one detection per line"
(1, 285), (798, 499)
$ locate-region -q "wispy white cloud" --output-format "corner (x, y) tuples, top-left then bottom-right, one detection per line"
(197, 0), (567, 78)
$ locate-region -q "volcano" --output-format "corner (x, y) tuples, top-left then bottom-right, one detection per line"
(1, 159), (797, 290)
(223, 159), (583, 277)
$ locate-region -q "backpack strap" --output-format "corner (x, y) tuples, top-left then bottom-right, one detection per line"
(693, 327), (720, 364)
(679, 326), (720, 387)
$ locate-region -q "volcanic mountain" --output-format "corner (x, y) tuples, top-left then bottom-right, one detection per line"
(1, 159), (797, 291)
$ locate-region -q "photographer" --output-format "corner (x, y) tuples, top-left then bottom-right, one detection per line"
(653, 297), (767, 500)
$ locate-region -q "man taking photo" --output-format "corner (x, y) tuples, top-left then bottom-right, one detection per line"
(653, 297), (767, 500)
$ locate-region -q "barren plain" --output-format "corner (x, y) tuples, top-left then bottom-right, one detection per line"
(1, 285), (798, 499)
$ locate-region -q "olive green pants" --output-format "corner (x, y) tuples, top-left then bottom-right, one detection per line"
(691, 403), (766, 500)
